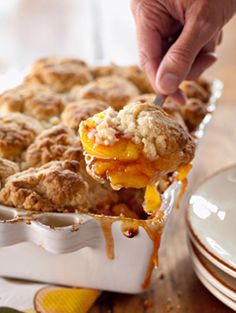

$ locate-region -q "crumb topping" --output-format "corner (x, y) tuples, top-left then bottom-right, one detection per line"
(0, 113), (43, 160)
(24, 124), (83, 168)
(81, 101), (195, 160)
(0, 160), (89, 212)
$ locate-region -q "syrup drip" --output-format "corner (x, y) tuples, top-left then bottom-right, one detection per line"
(92, 212), (164, 289)
(176, 178), (188, 208)
(141, 221), (163, 289)
(176, 164), (192, 208)
(100, 219), (115, 260)
(121, 220), (139, 238)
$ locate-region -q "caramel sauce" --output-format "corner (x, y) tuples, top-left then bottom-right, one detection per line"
(176, 164), (192, 208)
(91, 211), (164, 289)
(121, 220), (139, 238)
(176, 178), (188, 208)
(141, 219), (164, 289)
(99, 219), (115, 260)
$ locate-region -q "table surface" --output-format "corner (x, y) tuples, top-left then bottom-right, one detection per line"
(0, 2), (235, 311)
(90, 18), (236, 313)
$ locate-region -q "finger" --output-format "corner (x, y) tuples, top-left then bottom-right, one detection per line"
(155, 19), (216, 95)
(168, 88), (187, 105)
(137, 25), (162, 89)
(187, 52), (217, 80)
(131, 1), (162, 89)
(217, 31), (223, 45)
(202, 33), (219, 52)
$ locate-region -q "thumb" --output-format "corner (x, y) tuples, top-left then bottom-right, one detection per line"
(156, 20), (214, 95)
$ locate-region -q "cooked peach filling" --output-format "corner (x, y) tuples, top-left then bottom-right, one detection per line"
(144, 184), (161, 214)
(81, 129), (176, 188)
(80, 116), (192, 214)
(80, 125), (170, 214)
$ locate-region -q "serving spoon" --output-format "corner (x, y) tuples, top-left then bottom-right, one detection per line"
(153, 94), (166, 107)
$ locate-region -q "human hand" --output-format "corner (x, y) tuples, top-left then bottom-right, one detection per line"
(131, 0), (236, 102)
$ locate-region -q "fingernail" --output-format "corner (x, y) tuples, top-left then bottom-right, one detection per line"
(205, 52), (218, 61)
(158, 73), (179, 94)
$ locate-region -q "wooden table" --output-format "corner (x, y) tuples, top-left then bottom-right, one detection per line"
(91, 18), (236, 313)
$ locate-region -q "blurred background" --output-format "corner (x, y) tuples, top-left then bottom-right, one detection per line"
(0, 0), (138, 70)
(0, 0), (235, 103)
(0, 0), (235, 171)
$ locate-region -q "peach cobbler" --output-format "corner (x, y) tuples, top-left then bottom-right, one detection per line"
(0, 160), (88, 212)
(61, 99), (110, 132)
(23, 124), (83, 168)
(72, 75), (140, 110)
(0, 56), (213, 219)
(0, 83), (65, 124)
(0, 113), (43, 161)
(79, 101), (195, 213)
(91, 64), (154, 93)
(25, 57), (93, 92)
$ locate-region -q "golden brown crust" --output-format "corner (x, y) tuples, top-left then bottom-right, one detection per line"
(131, 93), (155, 103)
(76, 75), (140, 110)
(114, 65), (154, 93)
(118, 102), (195, 164)
(0, 158), (19, 188)
(91, 64), (154, 93)
(0, 84), (65, 122)
(90, 65), (114, 79)
(181, 98), (208, 131)
(24, 125), (83, 168)
(163, 98), (208, 132)
(162, 101), (187, 130)
(197, 78), (212, 95)
(180, 80), (211, 103)
(0, 160), (89, 212)
(0, 84), (51, 113)
(24, 94), (64, 122)
(0, 113), (43, 161)
(61, 99), (110, 132)
(25, 57), (93, 92)
(86, 101), (195, 164)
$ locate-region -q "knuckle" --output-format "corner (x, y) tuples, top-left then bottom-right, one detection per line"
(133, 0), (152, 20)
(167, 48), (192, 69)
(194, 3), (221, 34)
(139, 50), (159, 71)
(139, 50), (149, 70)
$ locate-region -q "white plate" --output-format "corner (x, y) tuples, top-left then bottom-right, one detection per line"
(189, 231), (236, 279)
(189, 240), (236, 302)
(193, 263), (236, 311)
(187, 165), (236, 277)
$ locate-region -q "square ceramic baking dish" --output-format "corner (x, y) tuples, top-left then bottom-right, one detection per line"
(0, 77), (223, 294)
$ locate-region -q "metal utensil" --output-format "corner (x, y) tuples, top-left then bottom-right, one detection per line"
(153, 94), (166, 107)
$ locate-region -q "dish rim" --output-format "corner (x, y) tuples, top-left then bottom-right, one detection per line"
(186, 163), (236, 274)
(189, 239), (236, 295)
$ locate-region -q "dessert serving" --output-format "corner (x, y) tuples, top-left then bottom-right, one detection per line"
(0, 56), (220, 293)
(79, 101), (195, 213)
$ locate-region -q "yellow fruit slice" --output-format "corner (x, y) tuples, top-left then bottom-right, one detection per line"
(34, 287), (101, 313)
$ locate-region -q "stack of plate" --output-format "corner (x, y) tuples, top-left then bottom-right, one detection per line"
(187, 165), (236, 310)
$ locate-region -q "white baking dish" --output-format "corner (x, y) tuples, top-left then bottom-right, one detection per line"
(0, 78), (223, 294)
